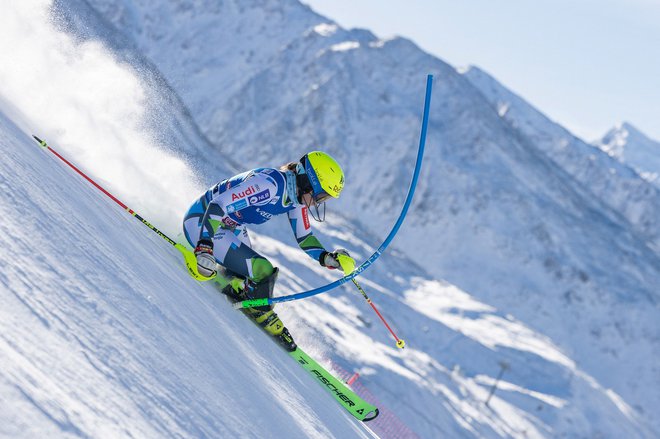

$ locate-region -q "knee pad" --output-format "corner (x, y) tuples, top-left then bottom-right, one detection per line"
(250, 257), (275, 283)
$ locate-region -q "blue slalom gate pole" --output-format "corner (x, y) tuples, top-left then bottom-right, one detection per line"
(235, 74), (433, 309)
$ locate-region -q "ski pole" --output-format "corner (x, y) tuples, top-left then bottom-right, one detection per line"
(31, 135), (212, 282)
(352, 279), (405, 349)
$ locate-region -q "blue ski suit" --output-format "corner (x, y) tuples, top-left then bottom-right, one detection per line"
(182, 168), (329, 283)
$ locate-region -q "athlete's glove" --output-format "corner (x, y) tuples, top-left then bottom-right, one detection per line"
(321, 249), (356, 275)
(194, 239), (217, 278)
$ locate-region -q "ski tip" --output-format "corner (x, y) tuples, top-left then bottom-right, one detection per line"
(363, 408), (379, 422)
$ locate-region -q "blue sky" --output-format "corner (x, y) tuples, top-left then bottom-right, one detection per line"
(303, 0), (660, 141)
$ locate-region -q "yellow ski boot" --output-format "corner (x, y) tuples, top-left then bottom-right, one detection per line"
(250, 309), (285, 336)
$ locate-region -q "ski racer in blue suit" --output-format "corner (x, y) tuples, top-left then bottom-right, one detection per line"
(182, 151), (355, 350)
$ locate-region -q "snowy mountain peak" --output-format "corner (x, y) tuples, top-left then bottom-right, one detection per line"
(602, 121), (658, 150)
(596, 122), (660, 185)
(601, 123), (628, 153)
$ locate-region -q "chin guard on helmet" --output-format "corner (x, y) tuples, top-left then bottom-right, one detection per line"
(305, 196), (326, 222)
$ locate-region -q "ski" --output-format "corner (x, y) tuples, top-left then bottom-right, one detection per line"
(289, 347), (379, 422)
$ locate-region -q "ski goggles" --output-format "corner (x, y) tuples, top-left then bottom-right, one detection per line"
(299, 161), (332, 205)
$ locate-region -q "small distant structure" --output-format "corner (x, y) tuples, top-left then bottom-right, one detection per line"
(485, 361), (510, 407)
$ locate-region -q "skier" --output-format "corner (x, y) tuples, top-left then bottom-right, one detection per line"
(182, 151), (356, 351)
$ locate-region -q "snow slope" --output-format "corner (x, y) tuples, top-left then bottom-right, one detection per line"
(1, 1), (659, 438)
(0, 75), (378, 439)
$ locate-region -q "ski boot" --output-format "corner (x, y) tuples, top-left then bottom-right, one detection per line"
(244, 307), (296, 351)
(275, 327), (297, 352)
(248, 308), (285, 336)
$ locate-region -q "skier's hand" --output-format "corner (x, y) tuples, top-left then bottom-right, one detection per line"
(322, 249), (356, 275)
(194, 239), (217, 278)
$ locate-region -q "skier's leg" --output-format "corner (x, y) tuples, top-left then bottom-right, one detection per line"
(213, 228), (292, 338)
(212, 227), (278, 306)
(212, 227), (275, 283)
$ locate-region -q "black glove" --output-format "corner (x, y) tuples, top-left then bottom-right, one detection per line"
(194, 239), (216, 277)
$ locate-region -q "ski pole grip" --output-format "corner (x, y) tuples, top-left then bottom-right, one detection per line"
(232, 298), (270, 309)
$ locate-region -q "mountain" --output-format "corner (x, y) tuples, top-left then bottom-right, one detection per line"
(1, 1), (659, 437)
(461, 66), (660, 252)
(595, 122), (660, 187)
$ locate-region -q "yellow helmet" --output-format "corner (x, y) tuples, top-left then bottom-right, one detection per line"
(301, 151), (345, 201)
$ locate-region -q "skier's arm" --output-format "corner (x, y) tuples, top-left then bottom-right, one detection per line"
(287, 206), (327, 262)
(287, 207), (356, 274)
